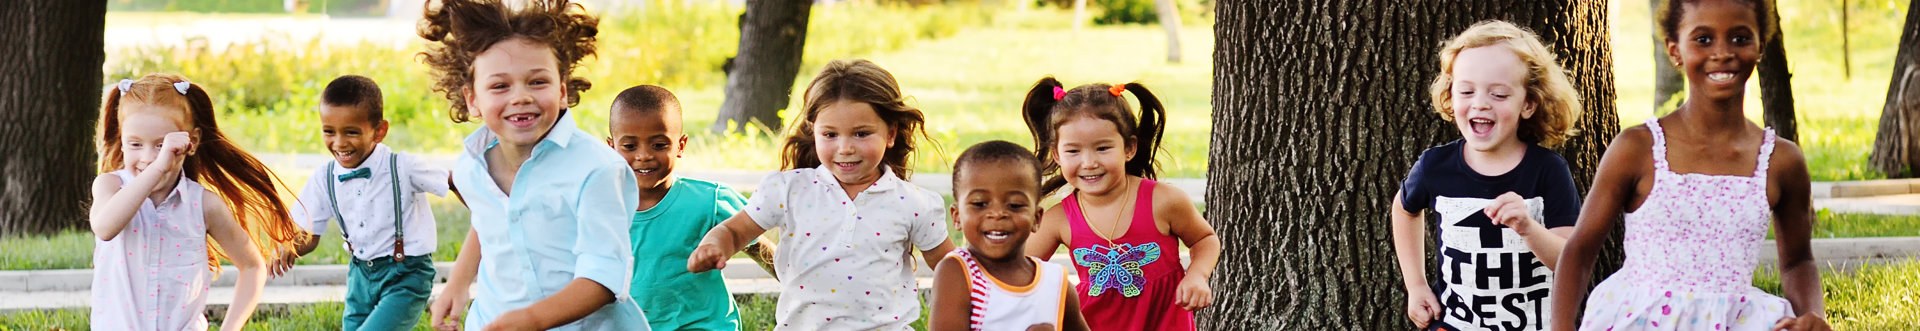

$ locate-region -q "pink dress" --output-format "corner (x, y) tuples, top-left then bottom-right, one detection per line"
(91, 170), (214, 331)
(1065, 179), (1194, 331)
(1578, 118), (1795, 330)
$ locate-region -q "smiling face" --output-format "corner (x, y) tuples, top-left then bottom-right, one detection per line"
(812, 99), (896, 187)
(118, 105), (191, 175)
(1053, 115), (1133, 196)
(952, 159), (1039, 261)
(1449, 45), (1535, 153)
(609, 107), (684, 191)
(319, 105), (388, 168)
(465, 37), (565, 148)
(1668, 0), (1762, 103)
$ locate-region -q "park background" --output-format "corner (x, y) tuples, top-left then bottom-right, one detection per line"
(0, 0), (1917, 329)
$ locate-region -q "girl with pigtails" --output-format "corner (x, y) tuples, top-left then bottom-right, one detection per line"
(1020, 77), (1222, 331)
(89, 74), (311, 331)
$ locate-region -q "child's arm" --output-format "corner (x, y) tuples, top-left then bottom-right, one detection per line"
(927, 256), (971, 331)
(1024, 206), (1067, 261)
(1549, 128), (1652, 331)
(690, 212), (769, 272)
(1483, 192), (1575, 270)
(1156, 184), (1219, 312)
(430, 228), (481, 331)
(1390, 192), (1440, 328)
(920, 241), (957, 271)
(1766, 141), (1828, 329)
(89, 132), (191, 241)
(1060, 282), (1090, 331)
(203, 193), (267, 331)
(488, 279), (616, 330)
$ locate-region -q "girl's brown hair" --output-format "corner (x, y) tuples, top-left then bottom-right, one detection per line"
(1021, 77), (1167, 196)
(1429, 20), (1582, 149)
(418, 0), (599, 122)
(781, 59), (932, 180)
(96, 74), (308, 275)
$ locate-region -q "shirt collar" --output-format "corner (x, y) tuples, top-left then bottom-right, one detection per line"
(461, 109), (577, 161)
(811, 164), (901, 194)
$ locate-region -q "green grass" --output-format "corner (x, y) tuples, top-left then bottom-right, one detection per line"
(1755, 259), (1920, 330)
(1768, 210), (1920, 240)
(0, 293), (935, 331)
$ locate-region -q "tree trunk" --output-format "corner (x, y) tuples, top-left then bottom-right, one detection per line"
(0, 0), (105, 236)
(1154, 0), (1182, 63)
(1652, 0), (1685, 114)
(1871, 1), (1920, 178)
(1072, 0), (1087, 33)
(711, 0), (812, 134)
(1205, 1), (1622, 329)
(1757, 0), (1797, 142)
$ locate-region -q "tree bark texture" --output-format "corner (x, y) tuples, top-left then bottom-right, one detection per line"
(0, 0), (106, 235)
(712, 0), (812, 134)
(1871, 1), (1920, 178)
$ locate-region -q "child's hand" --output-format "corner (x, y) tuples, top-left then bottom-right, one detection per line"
(687, 243), (729, 273)
(1483, 192), (1539, 235)
(1174, 274), (1213, 311)
(266, 248), (298, 278)
(1772, 315), (1832, 331)
(430, 287), (471, 331)
(482, 309), (538, 331)
(143, 132), (193, 177)
(1405, 287), (1442, 328)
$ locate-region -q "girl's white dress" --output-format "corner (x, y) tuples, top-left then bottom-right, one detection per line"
(1579, 119), (1795, 331)
(91, 170), (214, 331)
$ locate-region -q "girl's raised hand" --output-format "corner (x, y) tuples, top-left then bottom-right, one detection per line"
(146, 132), (193, 177)
(1174, 275), (1213, 311)
(1483, 192), (1539, 235)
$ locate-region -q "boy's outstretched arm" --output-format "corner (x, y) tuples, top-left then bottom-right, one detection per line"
(689, 211), (768, 273)
(487, 278), (616, 330)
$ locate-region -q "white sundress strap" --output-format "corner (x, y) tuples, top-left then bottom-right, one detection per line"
(1754, 128), (1777, 179)
(1644, 118), (1671, 172)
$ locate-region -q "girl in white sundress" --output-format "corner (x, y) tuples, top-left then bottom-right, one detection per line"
(89, 74), (309, 331)
(1548, 0), (1829, 330)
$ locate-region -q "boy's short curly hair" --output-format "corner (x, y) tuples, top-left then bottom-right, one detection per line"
(1429, 20), (1582, 148)
(417, 0), (599, 123)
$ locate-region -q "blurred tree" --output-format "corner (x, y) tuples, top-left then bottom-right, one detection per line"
(0, 0), (105, 235)
(712, 0), (812, 134)
(1652, 0), (1684, 114)
(1757, 0), (1798, 142)
(1871, 0), (1919, 178)
(1154, 0), (1181, 63)
(1205, 1), (1621, 328)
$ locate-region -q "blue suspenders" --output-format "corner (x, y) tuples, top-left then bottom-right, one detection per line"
(324, 153), (407, 263)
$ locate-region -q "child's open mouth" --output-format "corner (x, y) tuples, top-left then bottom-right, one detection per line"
(984, 230), (1012, 243)
(1707, 71), (1738, 84)
(1469, 118), (1494, 136)
(504, 113), (540, 127)
(634, 167), (657, 176)
(833, 161), (860, 172)
(1078, 173), (1104, 184)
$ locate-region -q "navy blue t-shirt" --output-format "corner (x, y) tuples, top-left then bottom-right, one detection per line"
(1399, 140), (1580, 331)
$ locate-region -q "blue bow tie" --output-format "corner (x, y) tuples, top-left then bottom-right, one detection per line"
(337, 168), (372, 181)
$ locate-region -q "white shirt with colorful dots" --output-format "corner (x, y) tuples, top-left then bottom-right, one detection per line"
(745, 165), (948, 330)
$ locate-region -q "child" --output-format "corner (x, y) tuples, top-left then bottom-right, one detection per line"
(276, 75), (449, 330)
(1390, 20), (1583, 331)
(929, 140), (1090, 331)
(1551, 0), (1829, 330)
(1019, 78), (1221, 331)
(686, 59), (956, 330)
(417, 0), (649, 330)
(607, 85), (757, 330)
(88, 74), (309, 330)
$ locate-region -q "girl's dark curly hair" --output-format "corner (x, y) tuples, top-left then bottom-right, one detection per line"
(418, 0), (599, 123)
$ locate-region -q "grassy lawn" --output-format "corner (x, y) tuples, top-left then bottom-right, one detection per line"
(7, 259), (1917, 330)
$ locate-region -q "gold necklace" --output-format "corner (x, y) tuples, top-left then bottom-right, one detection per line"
(1078, 178), (1134, 247)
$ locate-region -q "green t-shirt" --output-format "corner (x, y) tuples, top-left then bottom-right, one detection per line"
(628, 177), (748, 331)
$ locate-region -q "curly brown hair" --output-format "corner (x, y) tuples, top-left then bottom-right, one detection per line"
(417, 0), (599, 123)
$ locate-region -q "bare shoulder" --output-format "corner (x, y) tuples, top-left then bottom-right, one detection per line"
(1150, 181), (1199, 215)
(92, 173), (123, 191)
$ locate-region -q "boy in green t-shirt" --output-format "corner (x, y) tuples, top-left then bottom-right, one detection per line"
(607, 85), (773, 330)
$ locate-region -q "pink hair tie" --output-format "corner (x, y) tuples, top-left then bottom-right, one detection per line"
(1051, 86), (1066, 100)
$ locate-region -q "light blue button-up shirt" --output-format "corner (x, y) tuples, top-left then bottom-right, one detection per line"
(453, 110), (648, 330)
